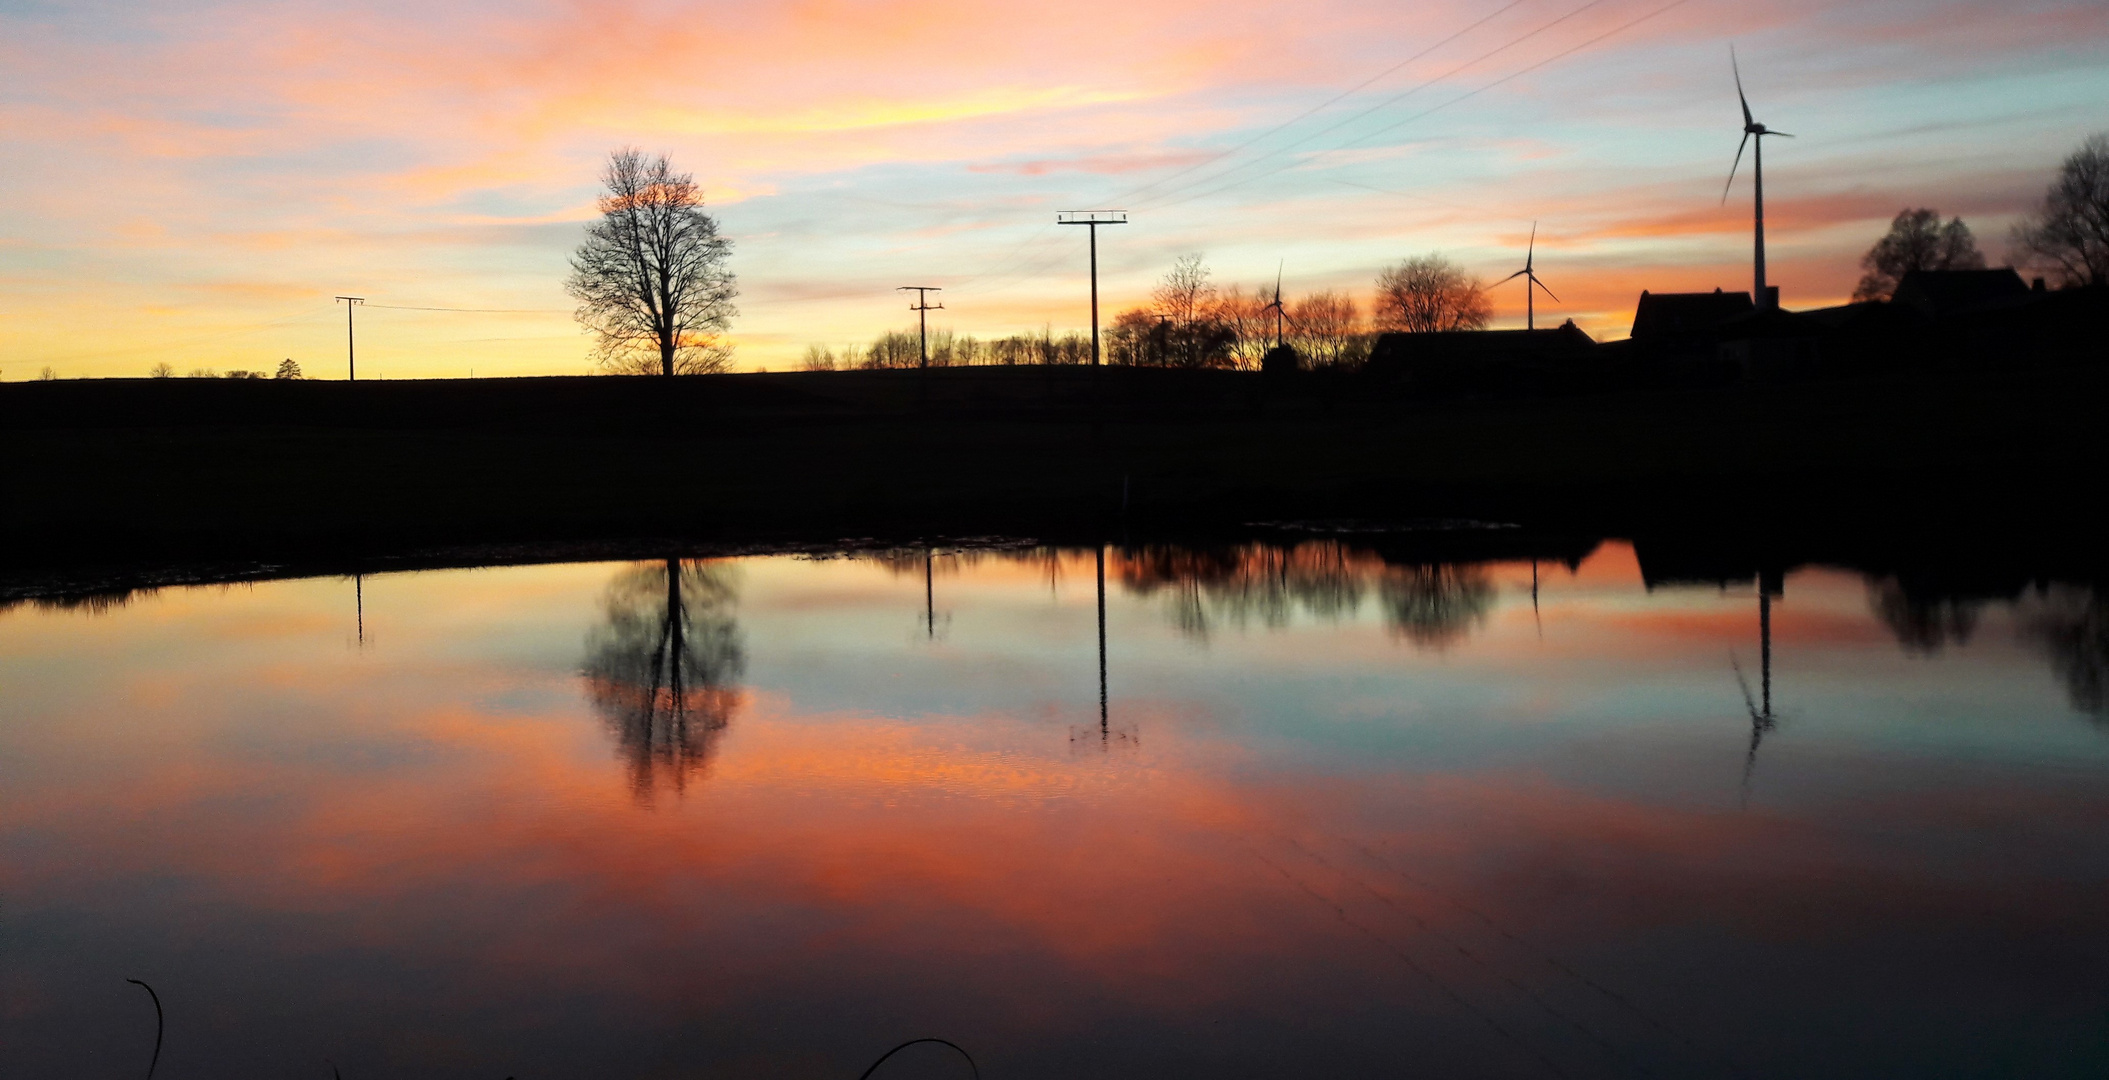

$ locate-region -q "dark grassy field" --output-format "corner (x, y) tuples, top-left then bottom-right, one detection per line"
(3, 362), (2104, 588)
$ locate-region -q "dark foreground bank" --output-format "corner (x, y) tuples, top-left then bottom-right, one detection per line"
(3, 362), (2104, 578)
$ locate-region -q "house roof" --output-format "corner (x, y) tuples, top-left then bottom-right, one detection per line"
(1368, 321), (1596, 363)
(1891, 268), (2030, 316)
(1629, 288), (1755, 339)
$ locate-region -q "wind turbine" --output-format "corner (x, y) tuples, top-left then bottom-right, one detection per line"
(1721, 47), (1792, 312)
(1261, 262), (1287, 348)
(1496, 223), (1559, 331)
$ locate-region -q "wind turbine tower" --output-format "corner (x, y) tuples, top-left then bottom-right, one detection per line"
(1721, 47), (1792, 312)
(1496, 223), (1559, 331)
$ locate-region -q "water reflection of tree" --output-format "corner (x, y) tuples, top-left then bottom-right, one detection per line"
(1867, 577), (1981, 654)
(2019, 585), (2108, 718)
(581, 559), (745, 799)
(1116, 542), (1492, 648)
(1119, 543), (1368, 642)
(1376, 564), (1495, 649)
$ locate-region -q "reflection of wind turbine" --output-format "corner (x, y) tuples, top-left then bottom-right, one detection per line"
(1495, 223), (1559, 330)
(1732, 572), (1780, 807)
(1721, 47), (1792, 312)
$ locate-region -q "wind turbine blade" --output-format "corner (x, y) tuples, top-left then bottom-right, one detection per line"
(1767, 130), (1794, 138)
(1732, 46), (1753, 127)
(1732, 655), (1760, 721)
(1532, 276), (1560, 304)
(1721, 132), (1750, 205)
(1527, 221), (1537, 269)
(1274, 260), (1284, 304)
(1498, 269), (1529, 284)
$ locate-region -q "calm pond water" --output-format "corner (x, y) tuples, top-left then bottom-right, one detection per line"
(3, 541), (2106, 1078)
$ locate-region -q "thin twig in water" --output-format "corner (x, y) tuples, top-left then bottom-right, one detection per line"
(126, 979), (163, 1080)
(858, 1037), (980, 1080)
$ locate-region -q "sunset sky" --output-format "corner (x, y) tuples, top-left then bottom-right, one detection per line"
(3, 0), (2105, 377)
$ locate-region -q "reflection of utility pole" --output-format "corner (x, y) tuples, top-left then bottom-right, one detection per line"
(334, 296), (364, 381)
(897, 287), (943, 369)
(1760, 590), (1772, 715)
(1096, 544), (1108, 742)
(1056, 212), (1127, 366)
(664, 558), (687, 723)
(925, 548), (936, 640)
(355, 573), (365, 647)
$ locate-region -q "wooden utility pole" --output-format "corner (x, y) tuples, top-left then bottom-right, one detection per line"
(897, 287), (943, 368)
(1056, 212), (1127, 366)
(334, 296), (364, 380)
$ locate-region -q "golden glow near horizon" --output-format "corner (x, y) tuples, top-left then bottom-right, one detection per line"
(3, 0), (2106, 377)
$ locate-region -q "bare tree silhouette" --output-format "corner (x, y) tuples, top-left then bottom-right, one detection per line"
(1142, 255), (1238, 368)
(1287, 289), (1368, 367)
(1374, 255), (1491, 333)
(582, 559), (745, 799)
(1867, 577), (1981, 654)
(2010, 132), (2109, 288)
(1211, 285), (1275, 368)
(2019, 585), (2109, 720)
(567, 149), (738, 376)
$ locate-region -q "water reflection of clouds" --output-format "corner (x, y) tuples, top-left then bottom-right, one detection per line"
(8, 693), (2107, 1075)
(5, 545), (2109, 1074)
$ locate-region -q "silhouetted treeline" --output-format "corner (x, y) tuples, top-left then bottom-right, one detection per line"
(799, 251), (1494, 374)
(1868, 577), (2109, 719)
(803, 328), (1095, 370)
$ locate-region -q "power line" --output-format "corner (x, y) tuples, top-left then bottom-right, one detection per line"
(950, 2), (1552, 298)
(31, 309), (332, 364)
(939, 0), (1665, 322)
(1130, 0), (1620, 211)
(1136, 0), (1695, 215)
(1343, 0), (1697, 155)
(1108, 0), (1536, 207)
(949, 0), (1680, 326)
(362, 304), (565, 313)
(947, 3), (1553, 299)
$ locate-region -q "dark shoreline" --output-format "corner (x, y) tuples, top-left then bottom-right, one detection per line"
(4, 362), (2104, 601)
